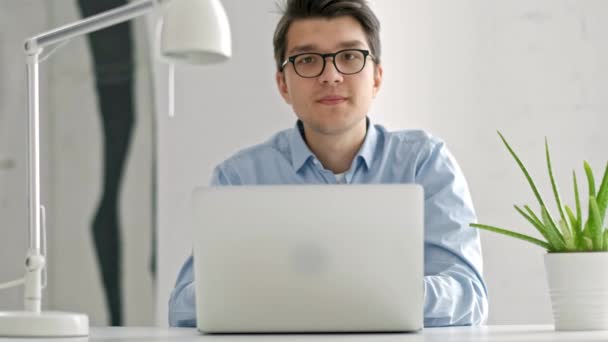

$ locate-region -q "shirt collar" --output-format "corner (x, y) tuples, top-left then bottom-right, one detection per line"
(290, 120), (315, 172)
(356, 117), (378, 169)
(289, 117), (379, 172)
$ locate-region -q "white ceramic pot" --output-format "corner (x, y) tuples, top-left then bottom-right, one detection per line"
(544, 252), (608, 331)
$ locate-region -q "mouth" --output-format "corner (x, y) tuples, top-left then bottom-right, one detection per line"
(317, 95), (347, 106)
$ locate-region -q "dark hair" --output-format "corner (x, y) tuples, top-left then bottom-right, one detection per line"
(273, 0), (381, 71)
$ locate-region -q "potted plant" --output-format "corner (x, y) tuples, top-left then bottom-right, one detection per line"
(471, 132), (608, 331)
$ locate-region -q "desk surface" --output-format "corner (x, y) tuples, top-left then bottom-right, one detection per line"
(3, 325), (608, 342)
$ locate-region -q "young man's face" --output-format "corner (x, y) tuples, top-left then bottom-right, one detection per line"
(276, 16), (382, 137)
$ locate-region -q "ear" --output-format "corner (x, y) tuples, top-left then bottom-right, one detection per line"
(276, 71), (292, 104)
(372, 64), (383, 98)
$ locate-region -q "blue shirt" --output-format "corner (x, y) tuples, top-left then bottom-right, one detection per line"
(169, 119), (489, 327)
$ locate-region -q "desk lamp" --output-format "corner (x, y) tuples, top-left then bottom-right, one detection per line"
(0, 0), (231, 337)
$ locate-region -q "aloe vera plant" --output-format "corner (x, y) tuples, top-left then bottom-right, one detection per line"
(470, 132), (608, 252)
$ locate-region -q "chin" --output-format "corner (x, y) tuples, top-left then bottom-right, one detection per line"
(309, 115), (364, 136)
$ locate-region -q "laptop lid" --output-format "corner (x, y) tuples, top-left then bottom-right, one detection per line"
(191, 184), (424, 333)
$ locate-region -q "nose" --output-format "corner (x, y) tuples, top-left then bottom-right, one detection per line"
(318, 56), (343, 84)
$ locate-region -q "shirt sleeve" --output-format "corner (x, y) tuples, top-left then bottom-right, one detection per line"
(168, 164), (235, 327)
(415, 138), (489, 327)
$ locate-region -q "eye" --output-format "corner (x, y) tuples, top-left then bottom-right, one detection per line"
(296, 55), (318, 65)
(339, 51), (363, 62)
(343, 53), (356, 60)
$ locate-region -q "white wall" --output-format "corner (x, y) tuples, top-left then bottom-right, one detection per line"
(153, 0), (608, 326)
(1, 0), (155, 326)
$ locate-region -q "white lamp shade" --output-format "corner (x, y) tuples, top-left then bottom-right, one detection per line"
(160, 0), (232, 65)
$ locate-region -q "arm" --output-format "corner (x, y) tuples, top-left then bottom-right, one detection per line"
(168, 255), (196, 327)
(168, 164), (237, 327)
(416, 138), (489, 327)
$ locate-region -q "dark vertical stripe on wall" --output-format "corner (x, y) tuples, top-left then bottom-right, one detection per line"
(76, 0), (135, 327)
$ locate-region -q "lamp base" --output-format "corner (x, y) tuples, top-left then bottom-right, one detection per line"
(0, 311), (88, 337)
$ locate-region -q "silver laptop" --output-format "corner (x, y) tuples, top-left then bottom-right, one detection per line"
(191, 184), (424, 333)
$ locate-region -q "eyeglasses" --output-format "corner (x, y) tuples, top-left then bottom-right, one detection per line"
(280, 48), (375, 78)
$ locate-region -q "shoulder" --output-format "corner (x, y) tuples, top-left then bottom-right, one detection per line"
(372, 124), (457, 183)
(228, 128), (291, 164)
(376, 124), (445, 157)
(212, 128), (293, 180)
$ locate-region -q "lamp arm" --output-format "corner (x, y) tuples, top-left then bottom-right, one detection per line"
(25, 0), (161, 53)
(21, 0), (169, 314)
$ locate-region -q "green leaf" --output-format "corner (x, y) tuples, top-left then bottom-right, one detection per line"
(541, 205), (566, 251)
(514, 205), (550, 243)
(589, 196), (603, 250)
(523, 205), (560, 248)
(578, 226), (590, 250)
(584, 161), (596, 197)
(583, 237), (593, 250)
(564, 205), (579, 247)
(573, 171), (583, 236)
(603, 229), (608, 251)
(582, 221), (592, 244)
(524, 205), (543, 225)
(559, 220), (575, 250)
(545, 138), (569, 236)
(497, 132), (552, 221)
(470, 223), (552, 250)
(523, 205), (561, 249)
(596, 161), (608, 225)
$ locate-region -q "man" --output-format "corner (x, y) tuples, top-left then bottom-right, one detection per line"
(169, 0), (488, 327)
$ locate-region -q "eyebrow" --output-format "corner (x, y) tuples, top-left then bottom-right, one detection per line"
(287, 40), (366, 55)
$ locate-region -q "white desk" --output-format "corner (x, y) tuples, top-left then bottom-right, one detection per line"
(2, 326), (608, 342)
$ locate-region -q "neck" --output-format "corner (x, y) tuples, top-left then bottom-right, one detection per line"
(302, 118), (367, 174)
